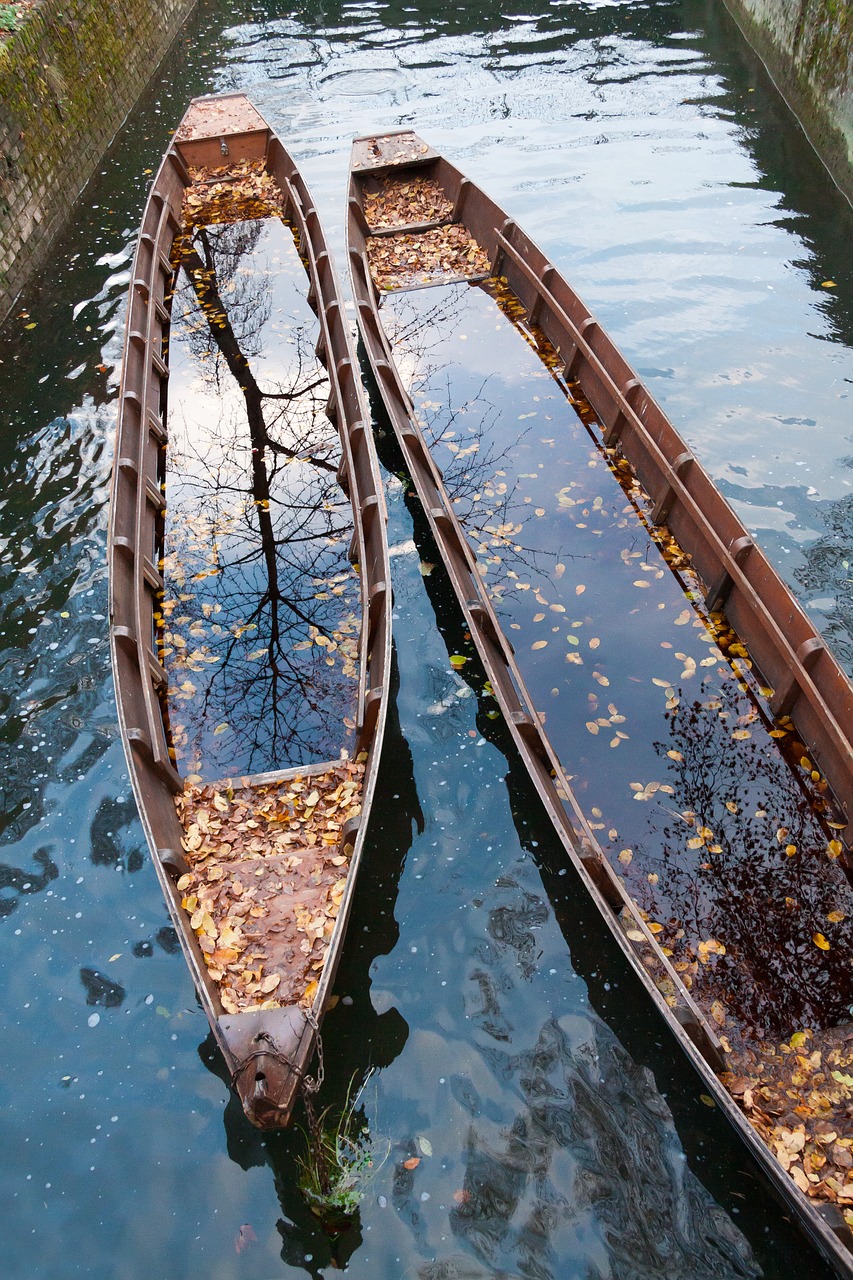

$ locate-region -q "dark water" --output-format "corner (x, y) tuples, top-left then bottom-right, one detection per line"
(2, 1), (852, 1277)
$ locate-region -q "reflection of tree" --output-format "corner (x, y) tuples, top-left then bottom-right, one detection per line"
(382, 283), (587, 611)
(391, 496), (834, 1276)
(383, 288), (548, 562)
(382, 271), (853, 1049)
(624, 695), (853, 1040)
(163, 219), (361, 777)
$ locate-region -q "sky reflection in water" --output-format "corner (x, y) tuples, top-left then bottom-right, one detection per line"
(0, 0), (852, 1276)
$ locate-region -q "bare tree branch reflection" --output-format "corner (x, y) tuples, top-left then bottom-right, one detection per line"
(623, 693), (853, 1040)
(162, 218), (360, 778)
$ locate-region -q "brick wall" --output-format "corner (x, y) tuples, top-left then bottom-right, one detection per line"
(0, 0), (196, 319)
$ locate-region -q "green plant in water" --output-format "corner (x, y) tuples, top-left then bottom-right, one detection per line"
(297, 1072), (387, 1234)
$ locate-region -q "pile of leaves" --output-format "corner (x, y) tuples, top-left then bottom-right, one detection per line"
(724, 1026), (853, 1220)
(367, 224), (491, 291)
(182, 159), (285, 228)
(362, 174), (453, 230)
(175, 758), (364, 1013)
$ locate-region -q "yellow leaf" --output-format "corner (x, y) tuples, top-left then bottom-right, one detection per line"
(667, 750), (683, 762)
(532, 640), (548, 650)
(827, 910), (845, 923)
(575, 584), (585, 595)
(586, 721), (599, 734)
(108, 953), (122, 963)
(303, 979), (318, 1003)
(589, 637), (600, 649)
(555, 563), (565, 578)
(213, 722), (229, 736)
(822, 280), (837, 288)
(260, 973), (281, 993)
(731, 729), (751, 741)
(786, 844), (797, 857)
(449, 654), (467, 668)
(813, 932), (831, 951)
(618, 848), (633, 865)
(828, 839), (843, 859)
(674, 610), (690, 625)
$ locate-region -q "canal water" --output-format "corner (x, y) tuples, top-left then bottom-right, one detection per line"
(1, 1), (851, 1277)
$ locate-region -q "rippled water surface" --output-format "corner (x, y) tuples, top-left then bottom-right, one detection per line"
(2, 1), (852, 1277)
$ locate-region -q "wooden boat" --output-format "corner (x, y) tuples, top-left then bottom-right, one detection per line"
(108, 94), (391, 1130)
(347, 130), (853, 1273)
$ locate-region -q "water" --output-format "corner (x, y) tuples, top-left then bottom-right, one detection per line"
(2, 0), (852, 1276)
(164, 215), (359, 777)
(381, 275), (853, 1045)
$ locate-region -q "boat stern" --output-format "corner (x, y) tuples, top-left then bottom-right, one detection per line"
(174, 93), (271, 170)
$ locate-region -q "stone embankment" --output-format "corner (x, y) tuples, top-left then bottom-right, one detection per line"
(0, 0), (195, 320)
(722, 0), (852, 202)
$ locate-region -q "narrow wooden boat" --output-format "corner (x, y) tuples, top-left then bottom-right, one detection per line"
(347, 130), (853, 1273)
(108, 94), (391, 1130)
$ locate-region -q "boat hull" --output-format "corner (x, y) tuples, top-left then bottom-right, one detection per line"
(108, 95), (392, 1129)
(347, 129), (853, 1274)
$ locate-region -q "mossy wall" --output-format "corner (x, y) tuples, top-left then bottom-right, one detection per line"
(721, 0), (853, 201)
(0, 0), (196, 319)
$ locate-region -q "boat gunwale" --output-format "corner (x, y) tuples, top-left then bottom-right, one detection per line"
(107, 94), (393, 1130)
(347, 131), (853, 1274)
